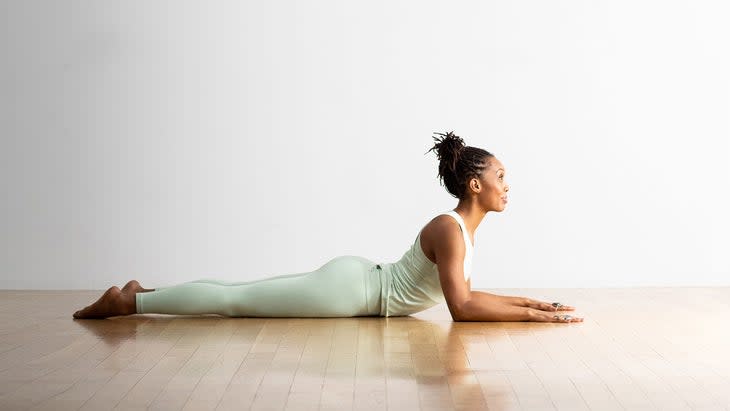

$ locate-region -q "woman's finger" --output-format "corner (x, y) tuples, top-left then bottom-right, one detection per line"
(527, 300), (576, 312)
(551, 313), (583, 323)
(531, 310), (583, 323)
(547, 301), (576, 311)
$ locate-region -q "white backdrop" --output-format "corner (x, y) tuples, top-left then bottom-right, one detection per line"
(1, 1), (728, 290)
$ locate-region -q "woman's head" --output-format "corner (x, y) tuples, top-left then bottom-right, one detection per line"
(426, 131), (509, 212)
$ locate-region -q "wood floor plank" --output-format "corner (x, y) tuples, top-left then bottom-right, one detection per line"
(27, 318), (170, 411)
(320, 319), (358, 411)
(474, 370), (522, 411)
(1, 288), (730, 410)
(182, 320), (254, 410)
(508, 327), (586, 410)
(284, 320), (333, 410)
(252, 320), (310, 410)
(354, 319), (387, 411)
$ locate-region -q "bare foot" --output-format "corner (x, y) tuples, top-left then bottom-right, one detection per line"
(121, 280), (154, 294)
(73, 286), (136, 319)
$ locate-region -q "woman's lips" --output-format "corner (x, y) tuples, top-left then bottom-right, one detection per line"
(501, 196), (508, 203)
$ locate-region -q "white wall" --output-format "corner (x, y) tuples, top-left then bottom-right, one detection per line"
(2, 1), (728, 290)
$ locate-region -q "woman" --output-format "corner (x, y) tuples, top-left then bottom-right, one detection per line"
(73, 131), (583, 323)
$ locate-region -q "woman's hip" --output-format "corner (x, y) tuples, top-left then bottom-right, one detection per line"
(317, 255), (384, 316)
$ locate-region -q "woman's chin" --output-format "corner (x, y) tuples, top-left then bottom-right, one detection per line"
(487, 201), (507, 212)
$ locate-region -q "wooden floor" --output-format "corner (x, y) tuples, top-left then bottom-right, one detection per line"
(0, 288), (729, 410)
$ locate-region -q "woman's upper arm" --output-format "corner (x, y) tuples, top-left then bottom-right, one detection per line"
(429, 218), (471, 319)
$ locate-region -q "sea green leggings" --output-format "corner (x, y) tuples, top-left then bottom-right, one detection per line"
(135, 255), (384, 317)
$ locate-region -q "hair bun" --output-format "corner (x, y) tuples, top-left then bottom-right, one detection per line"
(424, 130), (494, 200)
(427, 130), (465, 172)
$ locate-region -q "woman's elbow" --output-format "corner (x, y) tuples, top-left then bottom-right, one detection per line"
(448, 302), (474, 322)
(451, 313), (470, 322)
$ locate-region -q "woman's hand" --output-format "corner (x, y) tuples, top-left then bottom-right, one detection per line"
(529, 309), (584, 323)
(523, 298), (575, 312)
(522, 298), (583, 322)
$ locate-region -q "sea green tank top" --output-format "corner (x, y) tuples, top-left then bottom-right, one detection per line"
(379, 210), (474, 317)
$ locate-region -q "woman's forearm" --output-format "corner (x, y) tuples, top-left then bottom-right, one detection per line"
(450, 291), (533, 322)
(472, 290), (527, 307)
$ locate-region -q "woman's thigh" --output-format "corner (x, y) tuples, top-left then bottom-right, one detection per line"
(225, 255), (377, 317)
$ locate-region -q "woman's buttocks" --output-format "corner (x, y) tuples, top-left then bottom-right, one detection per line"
(317, 255), (383, 316)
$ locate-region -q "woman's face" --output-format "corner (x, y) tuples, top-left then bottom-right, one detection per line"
(475, 157), (509, 212)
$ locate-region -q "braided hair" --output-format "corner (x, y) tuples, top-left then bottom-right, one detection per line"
(425, 131), (494, 199)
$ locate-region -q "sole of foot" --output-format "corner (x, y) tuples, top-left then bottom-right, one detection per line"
(73, 286), (134, 319)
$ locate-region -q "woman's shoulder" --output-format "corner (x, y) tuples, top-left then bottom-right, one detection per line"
(419, 213), (464, 264)
(423, 212), (460, 234)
